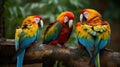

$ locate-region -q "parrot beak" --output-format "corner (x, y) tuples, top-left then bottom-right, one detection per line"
(80, 14), (83, 22)
(80, 14), (87, 22)
(39, 20), (43, 28)
(64, 16), (73, 28)
(68, 19), (73, 28)
(34, 18), (43, 28)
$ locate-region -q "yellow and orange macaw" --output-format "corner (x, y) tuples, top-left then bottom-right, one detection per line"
(75, 9), (111, 67)
(43, 11), (74, 46)
(15, 16), (43, 67)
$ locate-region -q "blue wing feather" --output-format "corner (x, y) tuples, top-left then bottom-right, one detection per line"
(15, 40), (19, 50)
(78, 38), (94, 49)
(19, 37), (36, 49)
(15, 28), (39, 67)
(99, 37), (110, 50)
(78, 38), (94, 57)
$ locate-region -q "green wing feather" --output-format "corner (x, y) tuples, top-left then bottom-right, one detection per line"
(43, 22), (62, 44)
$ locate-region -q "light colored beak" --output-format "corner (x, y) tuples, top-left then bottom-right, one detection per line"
(80, 14), (83, 22)
(68, 19), (73, 28)
(40, 20), (44, 28)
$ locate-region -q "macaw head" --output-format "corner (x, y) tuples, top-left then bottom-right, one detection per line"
(22, 15), (44, 28)
(80, 9), (102, 23)
(56, 11), (74, 28)
(34, 15), (44, 28)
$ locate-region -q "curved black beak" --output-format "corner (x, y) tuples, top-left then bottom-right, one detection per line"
(80, 14), (87, 22)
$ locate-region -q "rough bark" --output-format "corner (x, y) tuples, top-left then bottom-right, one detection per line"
(0, 40), (120, 67)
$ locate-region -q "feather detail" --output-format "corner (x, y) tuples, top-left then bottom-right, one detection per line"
(76, 9), (111, 67)
(15, 16), (42, 67)
(43, 22), (62, 44)
(44, 22), (55, 35)
(75, 21), (111, 67)
(42, 11), (74, 67)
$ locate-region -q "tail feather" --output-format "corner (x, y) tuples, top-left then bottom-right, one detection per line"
(16, 49), (25, 67)
(89, 48), (99, 64)
(94, 53), (100, 67)
(89, 52), (100, 67)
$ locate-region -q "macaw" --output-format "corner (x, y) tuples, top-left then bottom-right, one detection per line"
(43, 11), (74, 46)
(15, 15), (43, 67)
(75, 9), (111, 67)
(42, 11), (74, 67)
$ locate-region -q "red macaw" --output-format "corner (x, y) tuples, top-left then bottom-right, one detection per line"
(75, 9), (111, 67)
(43, 11), (74, 46)
(15, 15), (43, 67)
(42, 11), (74, 67)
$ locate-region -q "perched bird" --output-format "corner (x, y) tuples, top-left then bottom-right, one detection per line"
(75, 9), (111, 67)
(43, 11), (74, 46)
(42, 11), (74, 67)
(15, 15), (43, 67)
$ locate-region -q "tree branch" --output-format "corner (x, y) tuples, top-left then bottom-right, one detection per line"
(0, 40), (120, 67)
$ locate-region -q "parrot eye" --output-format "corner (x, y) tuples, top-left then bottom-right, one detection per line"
(64, 16), (68, 23)
(34, 18), (40, 23)
(83, 12), (89, 19)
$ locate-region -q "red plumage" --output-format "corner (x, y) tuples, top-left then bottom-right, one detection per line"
(49, 24), (73, 46)
(43, 11), (74, 46)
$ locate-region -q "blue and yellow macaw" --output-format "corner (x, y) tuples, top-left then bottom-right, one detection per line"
(75, 9), (111, 67)
(15, 15), (43, 67)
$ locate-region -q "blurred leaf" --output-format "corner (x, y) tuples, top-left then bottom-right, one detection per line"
(54, 0), (58, 4)
(19, 7), (25, 17)
(57, 5), (63, 12)
(48, 0), (53, 4)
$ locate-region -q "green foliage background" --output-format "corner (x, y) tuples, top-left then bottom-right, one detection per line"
(4, 0), (120, 50)
(4, 0), (91, 38)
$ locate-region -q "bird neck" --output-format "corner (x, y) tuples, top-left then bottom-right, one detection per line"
(87, 16), (102, 26)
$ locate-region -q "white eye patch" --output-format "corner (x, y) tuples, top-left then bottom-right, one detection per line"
(34, 18), (40, 23)
(83, 12), (89, 19)
(64, 16), (68, 23)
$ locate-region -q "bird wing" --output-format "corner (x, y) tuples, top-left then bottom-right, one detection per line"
(15, 26), (37, 67)
(93, 21), (111, 50)
(75, 22), (94, 57)
(15, 23), (38, 54)
(89, 21), (111, 66)
(15, 27), (22, 50)
(43, 22), (62, 44)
